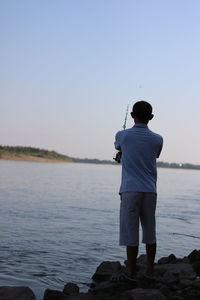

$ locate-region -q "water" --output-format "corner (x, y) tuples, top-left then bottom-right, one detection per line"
(0, 160), (200, 299)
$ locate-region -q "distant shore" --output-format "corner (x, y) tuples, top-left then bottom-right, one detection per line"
(1, 145), (200, 169)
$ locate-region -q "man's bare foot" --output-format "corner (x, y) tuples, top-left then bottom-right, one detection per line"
(126, 269), (137, 281)
(110, 270), (138, 283)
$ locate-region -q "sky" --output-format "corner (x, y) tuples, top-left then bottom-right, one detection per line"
(1, 0), (200, 164)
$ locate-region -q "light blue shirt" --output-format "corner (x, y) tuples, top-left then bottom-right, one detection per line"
(115, 124), (163, 194)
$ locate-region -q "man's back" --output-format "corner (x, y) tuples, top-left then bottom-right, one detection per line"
(115, 123), (163, 194)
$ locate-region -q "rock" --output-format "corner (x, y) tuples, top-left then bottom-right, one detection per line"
(158, 257), (169, 265)
(183, 288), (200, 299)
(63, 283), (79, 295)
(178, 265), (196, 280)
(168, 254), (177, 263)
(162, 271), (178, 284)
(155, 266), (167, 277)
(90, 280), (137, 296)
(0, 286), (36, 300)
(92, 261), (122, 282)
(43, 289), (68, 300)
(89, 283), (96, 289)
(179, 279), (193, 288)
(191, 279), (200, 288)
(45, 290), (97, 300)
(79, 294), (99, 300)
(170, 297), (184, 300)
(137, 254), (147, 264)
(193, 261), (200, 276)
(119, 288), (166, 300)
(159, 286), (172, 298)
(182, 256), (190, 264)
(89, 252), (200, 299)
(158, 254), (177, 264)
(156, 262), (195, 278)
(188, 249), (200, 263)
(124, 259), (128, 266)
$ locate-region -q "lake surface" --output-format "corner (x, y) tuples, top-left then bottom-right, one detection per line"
(0, 160), (200, 299)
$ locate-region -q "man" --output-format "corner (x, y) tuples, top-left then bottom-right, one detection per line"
(114, 101), (163, 281)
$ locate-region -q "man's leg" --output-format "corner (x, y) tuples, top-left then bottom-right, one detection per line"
(120, 192), (141, 279)
(146, 242), (156, 275)
(127, 246), (138, 278)
(141, 193), (157, 275)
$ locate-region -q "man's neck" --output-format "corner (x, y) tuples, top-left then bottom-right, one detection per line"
(134, 118), (149, 125)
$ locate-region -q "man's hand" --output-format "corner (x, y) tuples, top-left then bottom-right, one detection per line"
(113, 151), (122, 163)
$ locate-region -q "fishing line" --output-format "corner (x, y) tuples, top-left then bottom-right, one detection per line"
(170, 232), (200, 239)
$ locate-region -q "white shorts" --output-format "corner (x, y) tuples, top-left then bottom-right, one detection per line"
(119, 192), (157, 246)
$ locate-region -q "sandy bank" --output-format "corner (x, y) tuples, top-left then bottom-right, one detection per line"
(0, 153), (71, 163)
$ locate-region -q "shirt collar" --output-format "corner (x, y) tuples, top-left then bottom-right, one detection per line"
(133, 123), (148, 128)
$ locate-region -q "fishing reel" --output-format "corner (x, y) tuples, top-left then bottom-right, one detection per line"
(113, 151), (122, 163)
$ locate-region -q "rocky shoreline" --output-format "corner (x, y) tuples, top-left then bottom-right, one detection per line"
(1, 250), (200, 300)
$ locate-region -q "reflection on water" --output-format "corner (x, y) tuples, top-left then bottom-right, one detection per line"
(0, 161), (200, 299)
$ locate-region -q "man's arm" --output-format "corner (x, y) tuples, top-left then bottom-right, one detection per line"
(157, 137), (163, 158)
(114, 131), (121, 151)
(114, 131), (122, 163)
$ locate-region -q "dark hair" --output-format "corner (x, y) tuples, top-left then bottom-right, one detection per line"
(132, 101), (152, 120)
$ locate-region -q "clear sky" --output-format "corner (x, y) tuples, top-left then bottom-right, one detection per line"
(1, 0), (200, 164)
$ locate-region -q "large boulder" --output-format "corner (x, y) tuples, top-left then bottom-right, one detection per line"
(0, 286), (36, 300)
(92, 261), (122, 282)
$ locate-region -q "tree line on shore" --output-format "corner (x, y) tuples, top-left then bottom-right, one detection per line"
(0, 145), (200, 170)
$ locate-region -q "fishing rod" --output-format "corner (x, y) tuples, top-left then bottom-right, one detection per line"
(113, 104), (129, 163)
(122, 104), (129, 130)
